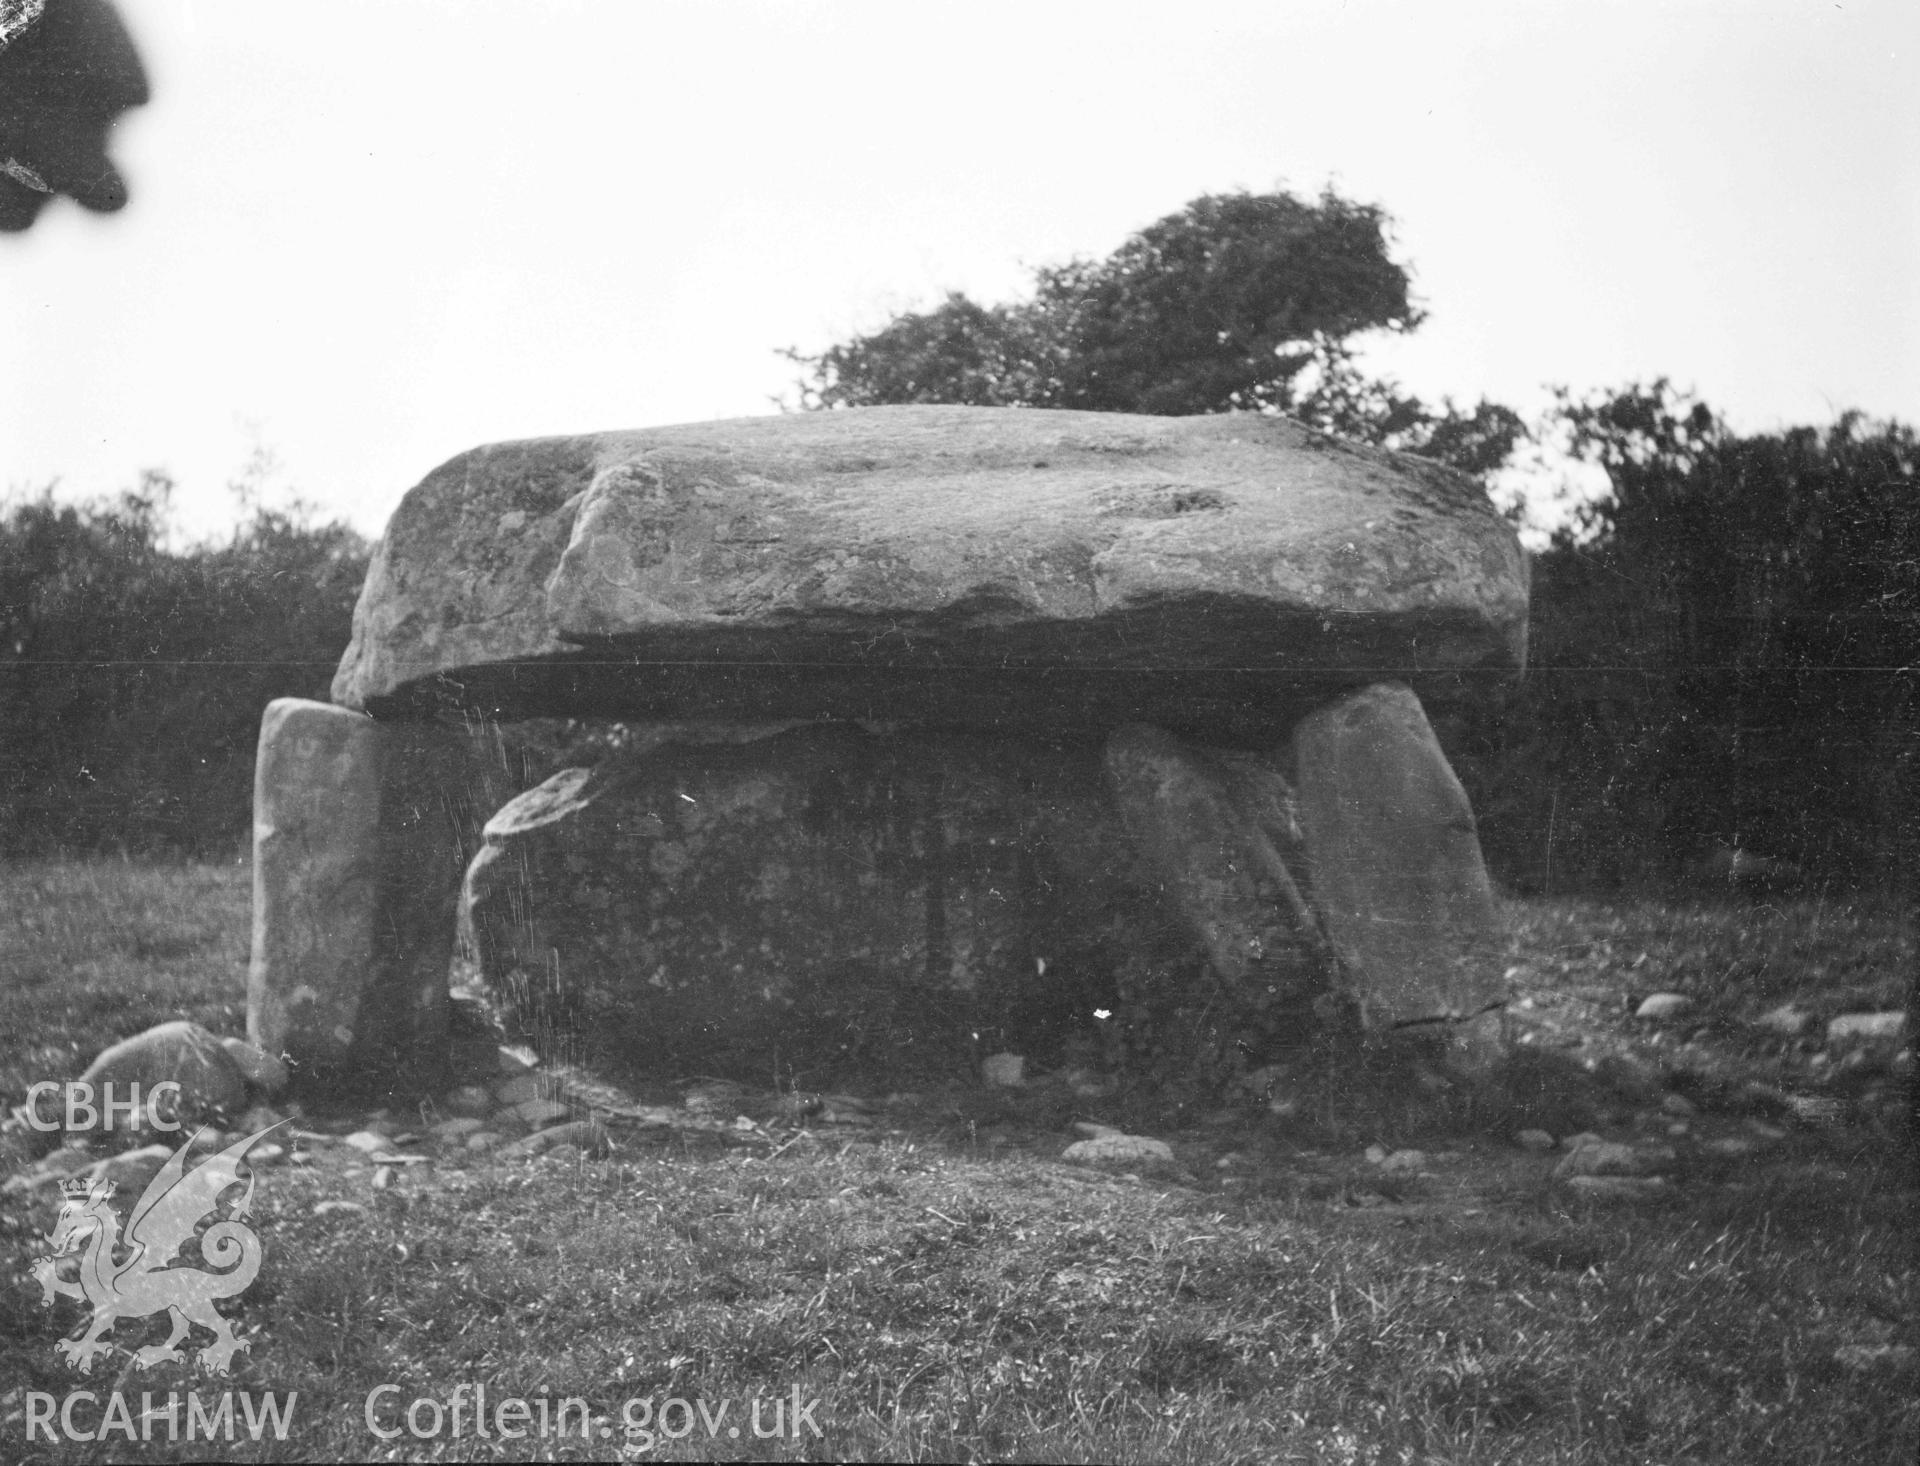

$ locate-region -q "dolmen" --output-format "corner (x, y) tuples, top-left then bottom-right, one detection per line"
(248, 406), (1529, 1096)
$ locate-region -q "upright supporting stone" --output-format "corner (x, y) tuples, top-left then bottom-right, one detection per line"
(1104, 724), (1329, 1018)
(249, 699), (381, 1083)
(1292, 683), (1508, 1059)
(250, 699), (479, 1095)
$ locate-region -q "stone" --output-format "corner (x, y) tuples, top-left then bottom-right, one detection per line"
(1659, 1093), (1697, 1117)
(981, 1053), (1026, 1088)
(442, 1084), (495, 1118)
(1103, 724), (1329, 1013)
(1554, 1139), (1673, 1180)
(502, 1119), (611, 1159)
(463, 723), (1186, 1083)
(490, 1074), (546, 1107)
(1827, 1012), (1907, 1045)
(71, 1021), (251, 1137)
(343, 1130), (396, 1156)
(331, 407), (1528, 733)
(1702, 1136), (1759, 1158)
(1564, 1176), (1670, 1202)
(465, 1130), (502, 1152)
(1291, 683), (1508, 1037)
(220, 1037), (291, 1094)
(430, 1117), (485, 1141)
(1515, 1129), (1557, 1153)
(249, 699), (485, 1095)
(87, 1144), (175, 1196)
(1061, 1133), (1178, 1172)
(312, 1200), (368, 1220)
(248, 699), (382, 1081)
(244, 1143), (286, 1167)
(513, 1098), (572, 1128)
(1753, 1004), (1815, 1038)
(1378, 1148), (1428, 1175)
(1634, 993), (1693, 1020)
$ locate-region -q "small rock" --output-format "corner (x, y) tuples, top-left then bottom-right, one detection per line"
(1564, 1175), (1670, 1202)
(243, 1142), (286, 1167)
(1515, 1129), (1557, 1153)
(502, 1119), (611, 1159)
(312, 1199), (368, 1220)
(545, 1143), (583, 1163)
(1635, 993), (1693, 1021)
(431, 1117), (485, 1142)
(513, 1097), (572, 1128)
(1702, 1136), (1759, 1158)
(1071, 1121), (1125, 1140)
(1555, 1139), (1673, 1180)
(372, 1165), (396, 1190)
(466, 1131), (501, 1152)
(442, 1085), (495, 1118)
(1659, 1093), (1697, 1117)
(1215, 1151), (1246, 1170)
(1666, 1122), (1690, 1137)
(1753, 1004), (1815, 1037)
(1061, 1133), (1177, 1171)
(492, 1073), (547, 1106)
(1364, 1143), (1390, 1165)
(71, 1021), (251, 1137)
(88, 1145), (176, 1194)
(219, 1037), (291, 1094)
(1744, 1119), (1788, 1141)
(497, 1046), (538, 1074)
(343, 1130), (395, 1156)
(189, 1128), (228, 1153)
(1827, 1012), (1907, 1045)
(982, 1053), (1026, 1088)
(1379, 1149), (1428, 1175)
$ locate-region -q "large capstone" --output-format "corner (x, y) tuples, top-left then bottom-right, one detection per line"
(332, 406), (1527, 742)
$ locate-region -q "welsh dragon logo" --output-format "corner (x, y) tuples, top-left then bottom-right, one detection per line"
(31, 1124), (283, 1375)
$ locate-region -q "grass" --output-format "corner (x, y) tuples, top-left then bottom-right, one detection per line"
(1, 858), (1914, 1463)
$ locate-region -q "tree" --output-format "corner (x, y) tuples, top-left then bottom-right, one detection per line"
(1450, 381), (1918, 890)
(785, 188), (1525, 481)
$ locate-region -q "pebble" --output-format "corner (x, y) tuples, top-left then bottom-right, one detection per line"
(87, 1145), (174, 1193)
(430, 1116), (486, 1141)
(1744, 1119), (1788, 1141)
(1515, 1129), (1557, 1153)
(1214, 1151), (1246, 1170)
(1061, 1133), (1177, 1171)
(1659, 1093), (1697, 1117)
(1827, 1012), (1907, 1045)
(466, 1131), (502, 1152)
(493, 1073), (547, 1106)
(1833, 1343), (1916, 1372)
(219, 1037), (291, 1094)
(1364, 1143), (1390, 1165)
(343, 1130), (396, 1156)
(1635, 993), (1693, 1020)
(1378, 1149), (1428, 1175)
(1753, 1004), (1815, 1037)
(1565, 1175), (1670, 1202)
(1702, 1136), (1759, 1158)
(244, 1142), (286, 1167)
(442, 1085), (495, 1118)
(502, 1119), (611, 1159)
(513, 1098), (573, 1128)
(313, 1200), (368, 1220)
(1072, 1121), (1126, 1140)
(497, 1046), (538, 1074)
(1555, 1139), (1674, 1180)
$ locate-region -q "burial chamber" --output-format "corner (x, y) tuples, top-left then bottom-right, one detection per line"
(246, 406), (1529, 1095)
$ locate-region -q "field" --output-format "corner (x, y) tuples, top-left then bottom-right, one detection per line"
(1, 858), (1914, 1464)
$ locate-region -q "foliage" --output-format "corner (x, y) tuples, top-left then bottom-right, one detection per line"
(0, 479), (369, 855)
(785, 188), (1527, 482)
(1449, 383), (1918, 891)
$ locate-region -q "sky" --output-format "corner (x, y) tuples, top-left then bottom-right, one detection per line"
(2, 0), (1915, 543)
